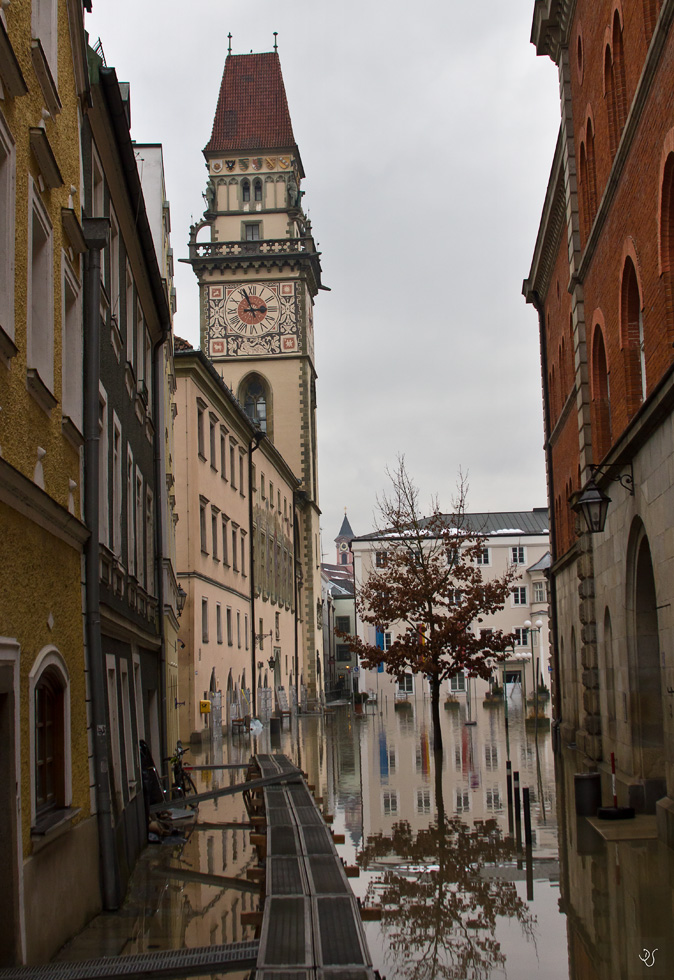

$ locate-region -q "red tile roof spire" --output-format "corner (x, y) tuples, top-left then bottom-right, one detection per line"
(204, 51), (298, 158)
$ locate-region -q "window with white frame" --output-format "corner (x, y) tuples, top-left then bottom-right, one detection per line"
(135, 469), (144, 585)
(221, 514), (229, 565)
(32, 0), (58, 84)
(514, 627), (529, 647)
(512, 586), (528, 606)
(533, 581), (546, 603)
(145, 488), (154, 594)
(112, 414), (122, 557)
(455, 789), (470, 813)
(382, 790), (399, 816)
(62, 259), (82, 431)
(229, 442), (237, 488)
(126, 446), (135, 575)
(31, 648), (71, 823)
(476, 547), (490, 565)
(216, 604), (223, 644)
(199, 497), (208, 554)
(232, 525), (239, 571)
(486, 786), (502, 811)
(201, 598), (209, 642)
(383, 631), (392, 650)
(239, 453), (245, 495)
(28, 185), (54, 394)
(211, 506), (219, 560)
(416, 788), (432, 815)
(511, 546), (526, 565)
(98, 386), (109, 546)
(0, 113), (16, 347)
(485, 743), (498, 769)
(398, 673), (414, 695)
(226, 607), (233, 646)
(450, 672), (466, 692)
(209, 414), (217, 468)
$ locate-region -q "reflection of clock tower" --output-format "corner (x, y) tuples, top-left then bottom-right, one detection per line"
(186, 48), (324, 699)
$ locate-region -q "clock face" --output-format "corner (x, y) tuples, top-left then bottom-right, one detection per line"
(225, 284), (279, 336)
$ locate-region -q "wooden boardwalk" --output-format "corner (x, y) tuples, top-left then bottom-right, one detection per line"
(251, 754), (379, 980)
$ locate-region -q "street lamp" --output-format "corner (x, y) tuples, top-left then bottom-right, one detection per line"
(574, 463), (634, 534)
(176, 585), (187, 616)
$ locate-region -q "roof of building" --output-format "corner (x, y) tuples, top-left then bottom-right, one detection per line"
(336, 513), (355, 540)
(204, 52), (297, 155)
(528, 550), (552, 572)
(352, 508), (549, 542)
(322, 563), (355, 597)
(174, 335), (193, 352)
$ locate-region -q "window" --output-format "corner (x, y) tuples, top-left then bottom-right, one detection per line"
(32, 0), (58, 85)
(112, 415), (122, 556)
(119, 662), (136, 794)
(220, 427), (227, 479)
(197, 400), (206, 458)
(237, 612), (241, 648)
(211, 507), (219, 560)
(0, 105), (16, 350)
(135, 470), (144, 585)
(375, 551), (388, 568)
(226, 607), (233, 646)
(416, 788), (432, 815)
(242, 375), (268, 432)
(125, 263), (134, 370)
(336, 645), (351, 662)
(448, 589), (462, 606)
(62, 261), (82, 431)
(98, 386), (109, 546)
(384, 631), (392, 650)
(254, 179), (263, 202)
(200, 497), (208, 553)
(242, 179), (250, 203)
(336, 616), (350, 633)
(533, 581), (546, 604)
(485, 743), (498, 769)
(232, 526), (239, 571)
(239, 454), (245, 496)
(221, 515), (229, 565)
(216, 604), (223, 644)
(109, 209), (120, 321)
(455, 789), (470, 813)
(514, 627), (529, 647)
(202, 599), (209, 642)
(621, 256), (646, 415)
(245, 614), (249, 650)
(34, 668), (63, 815)
(244, 223), (260, 241)
(591, 325), (611, 458)
(382, 791), (399, 817)
(511, 546), (526, 565)
(28, 186), (55, 396)
(486, 787), (502, 811)
(398, 673), (414, 695)
(450, 672), (466, 692)
(240, 530), (246, 576)
(126, 446), (135, 576)
(476, 547), (490, 565)
(209, 414), (217, 468)
(230, 442), (237, 488)
(145, 489), (154, 594)
(512, 587), (528, 606)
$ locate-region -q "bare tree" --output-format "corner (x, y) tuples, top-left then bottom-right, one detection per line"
(343, 459), (519, 754)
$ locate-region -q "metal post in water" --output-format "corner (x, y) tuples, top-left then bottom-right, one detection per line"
(514, 770), (522, 848)
(523, 786), (533, 848)
(506, 760), (514, 836)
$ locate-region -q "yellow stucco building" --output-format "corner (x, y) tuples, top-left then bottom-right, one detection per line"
(0, 0), (100, 965)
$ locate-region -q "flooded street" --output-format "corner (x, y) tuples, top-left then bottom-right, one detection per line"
(56, 692), (672, 978)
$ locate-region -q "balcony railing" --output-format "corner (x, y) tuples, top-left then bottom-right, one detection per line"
(188, 236), (316, 261)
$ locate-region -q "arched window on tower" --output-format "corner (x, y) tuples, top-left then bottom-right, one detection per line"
(242, 179), (250, 203)
(242, 375), (269, 433)
(612, 11), (627, 133)
(620, 257), (646, 416)
(591, 325), (612, 459)
(605, 43), (618, 157)
(659, 151), (674, 340)
(254, 179), (263, 202)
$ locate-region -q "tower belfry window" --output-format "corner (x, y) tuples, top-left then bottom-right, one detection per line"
(243, 376), (268, 432)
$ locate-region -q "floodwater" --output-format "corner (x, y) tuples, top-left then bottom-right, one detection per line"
(56, 689), (673, 979)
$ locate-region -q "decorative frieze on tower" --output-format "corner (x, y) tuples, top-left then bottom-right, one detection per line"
(186, 49), (324, 700)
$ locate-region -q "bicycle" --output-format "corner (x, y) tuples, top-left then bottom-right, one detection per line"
(168, 740), (198, 802)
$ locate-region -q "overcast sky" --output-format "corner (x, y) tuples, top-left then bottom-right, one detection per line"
(86, 1), (560, 555)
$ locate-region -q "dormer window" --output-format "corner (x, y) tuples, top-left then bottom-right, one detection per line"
(242, 179), (250, 203)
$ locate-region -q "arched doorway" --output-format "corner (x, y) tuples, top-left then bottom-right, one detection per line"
(627, 524), (665, 799)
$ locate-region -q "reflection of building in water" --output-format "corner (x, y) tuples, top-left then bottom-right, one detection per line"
(557, 752), (673, 979)
(351, 510), (551, 706)
(356, 699), (558, 854)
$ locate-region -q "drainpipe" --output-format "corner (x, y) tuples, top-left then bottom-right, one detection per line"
(293, 493), (303, 713)
(248, 430), (265, 717)
(530, 290), (562, 747)
(82, 217), (119, 910)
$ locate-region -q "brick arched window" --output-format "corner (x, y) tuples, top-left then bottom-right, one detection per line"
(605, 44), (618, 157)
(659, 150), (674, 338)
(579, 141), (590, 241)
(591, 325), (611, 459)
(586, 117), (598, 224)
(620, 257), (646, 416)
(612, 11), (627, 133)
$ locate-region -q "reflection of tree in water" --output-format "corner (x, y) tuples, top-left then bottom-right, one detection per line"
(358, 778), (536, 980)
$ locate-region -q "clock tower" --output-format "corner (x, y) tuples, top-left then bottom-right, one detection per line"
(186, 48), (324, 699)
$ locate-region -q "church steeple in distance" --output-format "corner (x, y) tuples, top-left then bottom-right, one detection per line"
(335, 510), (354, 566)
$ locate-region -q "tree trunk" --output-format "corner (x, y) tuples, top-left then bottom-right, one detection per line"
(430, 674), (443, 754)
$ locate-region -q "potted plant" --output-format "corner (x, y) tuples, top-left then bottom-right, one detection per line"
(483, 683), (503, 706)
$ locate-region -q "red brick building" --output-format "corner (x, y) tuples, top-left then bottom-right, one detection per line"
(523, 0), (674, 844)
